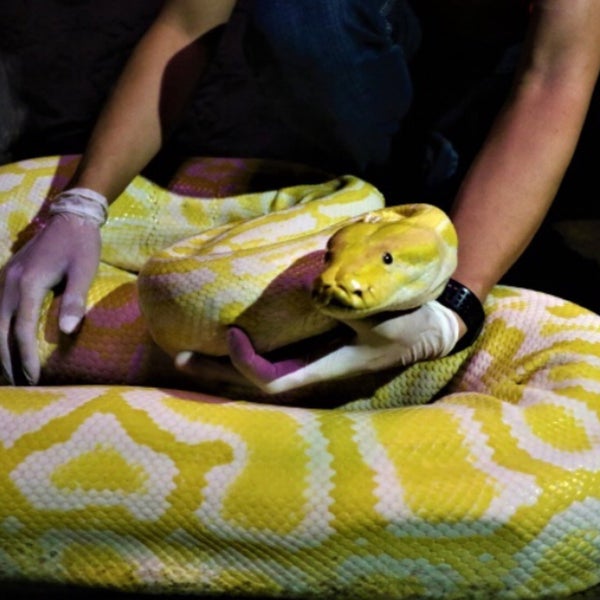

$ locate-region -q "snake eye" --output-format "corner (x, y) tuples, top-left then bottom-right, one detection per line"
(382, 252), (393, 265)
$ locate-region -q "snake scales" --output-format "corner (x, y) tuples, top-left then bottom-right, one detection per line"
(1, 155), (600, 599)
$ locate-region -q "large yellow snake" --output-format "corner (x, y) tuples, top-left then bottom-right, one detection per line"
(2, 155), (600, 599)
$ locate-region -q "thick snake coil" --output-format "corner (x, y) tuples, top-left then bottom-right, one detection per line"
(1, 155), (600, 599)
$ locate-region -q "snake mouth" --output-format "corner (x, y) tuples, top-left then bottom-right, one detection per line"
(312, 287), (371, 317)
(315, 295), (353, 310)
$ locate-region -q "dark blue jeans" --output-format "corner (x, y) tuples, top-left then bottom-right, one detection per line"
(247, 0), (420, 173)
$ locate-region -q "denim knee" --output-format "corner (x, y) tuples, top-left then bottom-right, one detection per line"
(248, 0), (418, 171)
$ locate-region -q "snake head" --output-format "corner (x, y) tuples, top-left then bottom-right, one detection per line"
(311, 205), (457, 319)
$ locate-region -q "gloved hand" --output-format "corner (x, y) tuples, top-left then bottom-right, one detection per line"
(0, 188), (107, 385)
(176, 301), (462, 395)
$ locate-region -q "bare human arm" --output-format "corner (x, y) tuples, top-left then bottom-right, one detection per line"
(73, 0), (237, 200)
(0, 0), (236, 384)
(450, 0), (600, 309)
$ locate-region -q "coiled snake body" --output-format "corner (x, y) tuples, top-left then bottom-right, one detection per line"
(1, 155), (600, 599)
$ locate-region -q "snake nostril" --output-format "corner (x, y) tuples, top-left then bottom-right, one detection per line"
(353, 289), (363, 298)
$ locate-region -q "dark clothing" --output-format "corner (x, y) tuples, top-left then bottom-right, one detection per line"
(246, 1), (600, 313)
(245, 0), (530, 203)
(247, 1), (421, 173)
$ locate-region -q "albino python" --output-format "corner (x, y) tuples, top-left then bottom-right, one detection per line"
(1, 155), (600, 599)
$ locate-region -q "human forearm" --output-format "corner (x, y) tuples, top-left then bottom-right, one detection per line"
(450, 0), (600, 302)
(0, 2), (237, 385)
(70, 0), (236, 202)
(450, 79), (587, 300)
(70, 26), (209, 201)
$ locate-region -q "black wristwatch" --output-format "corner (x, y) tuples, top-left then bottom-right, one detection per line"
(437, 279), (485, 353)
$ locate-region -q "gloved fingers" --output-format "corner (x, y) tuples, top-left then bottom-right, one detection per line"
(58, 298), (84, 335)
(424, 301), (460, 356)
(58, 258), (99, 335)
(227, 326), (309, 389)
(0, 255), (50, 385)
(0, 209), (103, 385)
(371, 302), (459, 354)
(0, 329), (13, 384)
(11, 275), (49, 385)
(0, 271), (19, 384)
(57, 217), (101, 335)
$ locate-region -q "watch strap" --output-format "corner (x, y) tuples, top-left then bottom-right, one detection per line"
(437, 279), (485, 352)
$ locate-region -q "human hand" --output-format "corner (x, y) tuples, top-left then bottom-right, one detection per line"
(221, 301), (461, 394)
(0, 188), (106, 385)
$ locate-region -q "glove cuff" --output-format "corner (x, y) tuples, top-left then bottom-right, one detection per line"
(437, 279), (485, 352)
(49, 187), (109, 226)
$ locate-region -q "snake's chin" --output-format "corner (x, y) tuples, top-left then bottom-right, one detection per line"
(314, 289), (426, 322)
(314, 298), (396, 321)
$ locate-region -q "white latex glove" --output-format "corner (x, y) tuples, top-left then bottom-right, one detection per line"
(0, 188), (106, 385)
(177, 300), (461, 395)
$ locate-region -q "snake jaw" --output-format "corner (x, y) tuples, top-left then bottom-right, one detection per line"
(312, 277), (377, 319)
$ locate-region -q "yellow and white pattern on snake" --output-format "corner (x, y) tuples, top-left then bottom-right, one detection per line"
(2, 156), (600, 599)
(138, 203), (457, 357)
(0, 155), (388, 384)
